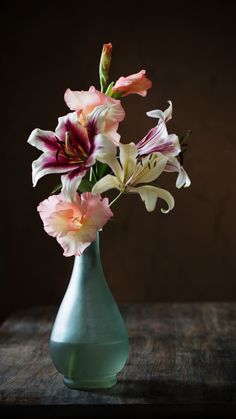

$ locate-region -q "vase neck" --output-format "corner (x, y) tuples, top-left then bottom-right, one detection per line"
(79, 232), (100, 263)
(70, 233), (103, 287)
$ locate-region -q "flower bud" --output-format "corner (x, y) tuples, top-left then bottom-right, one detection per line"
(99, 43), (112, 93)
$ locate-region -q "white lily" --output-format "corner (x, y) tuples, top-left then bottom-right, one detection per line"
(93, 143), (175, 213)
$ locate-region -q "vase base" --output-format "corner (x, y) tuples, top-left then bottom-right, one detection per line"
(64, 374), (117, 390)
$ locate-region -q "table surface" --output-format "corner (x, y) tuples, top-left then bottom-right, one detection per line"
(0, 303), (236, 418)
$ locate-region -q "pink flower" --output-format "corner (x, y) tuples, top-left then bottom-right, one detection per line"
(137, 101), (180, 157)
(64, 86), (125, 144)
(112, 70), (152, 97)
(37, 192), (113, 257)
(28, 106), (121, 200)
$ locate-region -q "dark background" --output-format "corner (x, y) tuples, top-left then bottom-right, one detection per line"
(1, 1), (236, 322)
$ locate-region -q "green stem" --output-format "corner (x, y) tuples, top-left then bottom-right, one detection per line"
(109, 191), (123, 207)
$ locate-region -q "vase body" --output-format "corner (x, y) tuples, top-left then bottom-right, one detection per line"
(50, 234), (129, 389)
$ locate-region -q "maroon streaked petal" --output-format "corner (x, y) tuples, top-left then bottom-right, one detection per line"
(137, 120), (168, 150)
(55, 112), (90, 154)
(27, 128), (60, 152)
(32, 153), (81, 186)
(138, 136), (180, 156)
(61, 168), (87, 202)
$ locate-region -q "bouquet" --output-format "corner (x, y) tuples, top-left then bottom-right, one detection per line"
(28, 43), (191, 257)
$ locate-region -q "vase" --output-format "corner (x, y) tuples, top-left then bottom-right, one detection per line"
(50, 233), (129, 389)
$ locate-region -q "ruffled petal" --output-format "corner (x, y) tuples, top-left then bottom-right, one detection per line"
(38, 191), (113, 257)
(112, 70), (152, 97)
(64, 86), (104, 112)
(127, 185), (175, 213)
(82, 193), (113, 227)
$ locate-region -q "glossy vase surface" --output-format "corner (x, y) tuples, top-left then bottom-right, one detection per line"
(50, 234), (129, 389)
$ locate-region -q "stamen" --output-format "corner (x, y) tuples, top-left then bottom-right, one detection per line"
(56, 149), (60, 163)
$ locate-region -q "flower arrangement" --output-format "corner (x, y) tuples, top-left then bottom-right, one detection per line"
(28, 43), (191, 257)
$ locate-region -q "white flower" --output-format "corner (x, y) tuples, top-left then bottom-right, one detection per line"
(92, 143), (174, 213)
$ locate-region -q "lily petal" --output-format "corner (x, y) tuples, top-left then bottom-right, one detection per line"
(133, 153), (168, 185)
(61, 169), (86, 202)
(95, 138), (123, 181)
(27, 129), (59, 152)
(128, 185), (175, 213)
(55, 112), (90, 154)
(92, 174), (120, 195)
(165, 157), (191, 188)
(32, 153), (74, 187)
(119, 143), (138, 184)
(146, 100), (173, 123)
(88, 102), (125, 145)
(93, 133), (116, 161)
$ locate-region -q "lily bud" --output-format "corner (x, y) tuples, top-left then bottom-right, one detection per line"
(99, 42), (112, 93)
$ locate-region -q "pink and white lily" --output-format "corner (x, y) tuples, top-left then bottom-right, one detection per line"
(137, 101), (180, 157)
(92, 143), (174, 213)
(64, 86), (124, 145)
(38, 192), (113, 257)
(112, 69), (152, 97)
(138, 101), (191, 188)
(28, 102), (124, 200)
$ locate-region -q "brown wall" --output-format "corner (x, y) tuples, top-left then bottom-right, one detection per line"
(1, 1), (236, 321)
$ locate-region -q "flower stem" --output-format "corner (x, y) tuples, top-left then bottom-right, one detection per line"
(109, 191), (123, 207)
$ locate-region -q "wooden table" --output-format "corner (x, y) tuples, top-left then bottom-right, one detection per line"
(0, 303), (236, 418)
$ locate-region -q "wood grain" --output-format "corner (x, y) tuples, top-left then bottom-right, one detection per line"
(0, 303), (236, 417)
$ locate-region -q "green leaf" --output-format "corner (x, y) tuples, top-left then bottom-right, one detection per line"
(105, 81), (115, 97)
(78, 179), (93, 193)
(96, 161), (110, 178)
(51, 183), (62, 194)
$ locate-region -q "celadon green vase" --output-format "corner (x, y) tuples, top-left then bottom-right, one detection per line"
(50, 233), (129, 389)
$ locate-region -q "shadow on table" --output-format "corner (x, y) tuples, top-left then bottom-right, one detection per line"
(1, 380), (235, 419)
(95, 378), (236, 416)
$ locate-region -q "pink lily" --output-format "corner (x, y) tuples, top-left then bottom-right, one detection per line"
(112, 70), (152, 97)
(64, 86), (124, 145)
(137, 101), (180, 157)
(38, 192), (113, 257)
(28, 104), (123, 200)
